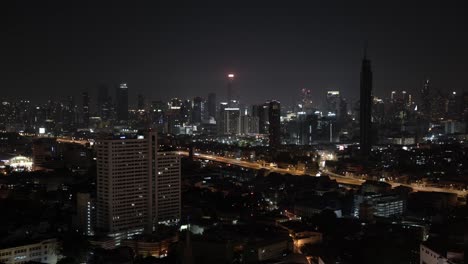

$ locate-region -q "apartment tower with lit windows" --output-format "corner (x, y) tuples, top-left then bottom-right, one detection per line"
(96, 131), (180, 240)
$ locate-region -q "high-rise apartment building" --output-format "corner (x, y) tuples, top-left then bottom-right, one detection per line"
(154, 153), (181, 225)
(96, 131), (180, 240)
(76, 192), (95, 236)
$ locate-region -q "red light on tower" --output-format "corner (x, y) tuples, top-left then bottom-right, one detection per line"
(228, 73), (235, 79)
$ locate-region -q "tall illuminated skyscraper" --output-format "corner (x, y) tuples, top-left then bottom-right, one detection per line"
(359, 48), (373, 158)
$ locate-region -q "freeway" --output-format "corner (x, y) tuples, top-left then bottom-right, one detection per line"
(178, 151), (468, 197)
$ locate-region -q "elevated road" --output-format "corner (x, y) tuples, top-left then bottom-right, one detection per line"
(56, 137), (90, 146)
(178, 151), (468, 197)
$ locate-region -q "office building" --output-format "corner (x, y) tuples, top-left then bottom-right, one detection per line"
(373, 195), (404, 218)
(96, 131), (181, 240)
(0, 238), (59, 264)
(353, 194), (404, 219)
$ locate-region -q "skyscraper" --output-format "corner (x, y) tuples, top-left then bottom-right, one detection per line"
(463, 92), (468, 133)
(96, 131), (181, 240)
(150, 100), (166, 130)
(82, 92), (90, 128)
(326, 91), (340, 117)
(116, 83), (129, 121)
(227, 73), (235, 104)
(192, 96), (203, 124)
(359, 49), (373, 158)
(301, 88), (314, 114)
(180, 99), (192, 124)
(167, 98), (182, 134)
(339, 97), (348, 123)
(421, 80), (431, 119)
(252, 104), (269, 134)
(207, 93), (216, 120)
(63, 96), (76, 131)
(268, 100), (281, 147)
(218, 102), (241, 135)
(97, 84), (112, 121)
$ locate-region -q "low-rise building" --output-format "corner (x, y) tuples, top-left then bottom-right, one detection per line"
(0, 238), (59, 264)
(420, 242), (464, 264)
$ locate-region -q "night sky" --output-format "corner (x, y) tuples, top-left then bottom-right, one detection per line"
(2, 1), (467, 108)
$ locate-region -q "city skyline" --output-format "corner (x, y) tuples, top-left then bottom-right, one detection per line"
(3, 2), (468, 264)
(3, 2), (468, 106)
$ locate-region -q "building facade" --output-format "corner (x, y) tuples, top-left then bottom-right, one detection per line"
(0, 238), (59, 264)
(96, 131), (181, 240)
